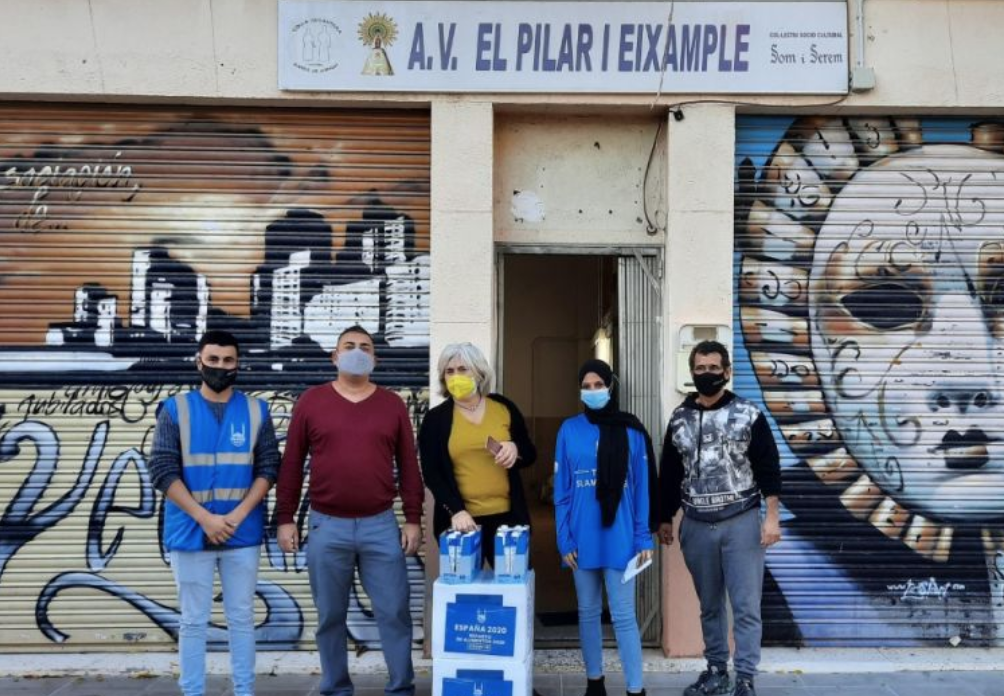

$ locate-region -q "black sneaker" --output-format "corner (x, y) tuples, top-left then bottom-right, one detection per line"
(683, 665), (731, 696)
(732, 678), (755, 696)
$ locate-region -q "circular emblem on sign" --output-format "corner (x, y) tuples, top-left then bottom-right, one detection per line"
(290, 18), (341, 74)
(738, 118), (1004, 561)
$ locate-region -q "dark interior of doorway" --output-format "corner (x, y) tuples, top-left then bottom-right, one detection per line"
(501, 253), (619, 646)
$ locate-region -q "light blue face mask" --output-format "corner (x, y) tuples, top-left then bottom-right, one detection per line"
(336, 348), (375, 376)
(580, 388), (611, 410)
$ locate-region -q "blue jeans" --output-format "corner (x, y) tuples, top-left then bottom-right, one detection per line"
(170, 545), (260, 696)
(573, 568), (644, 692)
(307, 508), (415, 696)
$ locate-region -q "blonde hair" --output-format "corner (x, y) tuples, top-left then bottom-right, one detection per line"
(436, 343), (494, 398)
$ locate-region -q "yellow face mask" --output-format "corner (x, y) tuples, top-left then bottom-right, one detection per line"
(446, 374), (477, 400)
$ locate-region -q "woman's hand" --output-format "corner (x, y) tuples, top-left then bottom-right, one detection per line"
(563, 550), (578, 570)
(637, 549), (653, 566)
(451, 510), (477, 533)
(494, 441), (519, 469)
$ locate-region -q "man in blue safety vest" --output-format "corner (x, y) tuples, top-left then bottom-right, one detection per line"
(149, 330), (280, 696)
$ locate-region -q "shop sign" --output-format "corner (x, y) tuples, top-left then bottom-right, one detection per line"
(279, 0), (849, 94)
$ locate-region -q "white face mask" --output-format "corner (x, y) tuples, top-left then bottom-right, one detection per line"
(336, 348), (375, 376)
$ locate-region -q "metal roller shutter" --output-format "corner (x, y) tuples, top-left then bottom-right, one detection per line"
(0, 103), (430, 651)
(735, 116), (1004, 646)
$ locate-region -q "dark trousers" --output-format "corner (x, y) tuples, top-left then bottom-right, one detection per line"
(473, 510), (525, 569)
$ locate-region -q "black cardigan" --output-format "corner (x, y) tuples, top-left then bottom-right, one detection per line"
(418, 393), (538, 537)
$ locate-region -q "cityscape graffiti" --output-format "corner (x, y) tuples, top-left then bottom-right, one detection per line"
(0, 107), (430, 650)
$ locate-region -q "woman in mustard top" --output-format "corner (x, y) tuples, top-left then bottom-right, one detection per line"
(418, 342), (537, 567)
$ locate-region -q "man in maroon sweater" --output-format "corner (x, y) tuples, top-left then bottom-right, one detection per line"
(276, 325), (423, 696)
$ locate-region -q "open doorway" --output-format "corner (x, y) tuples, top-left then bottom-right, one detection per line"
(498, 251), (662, 646)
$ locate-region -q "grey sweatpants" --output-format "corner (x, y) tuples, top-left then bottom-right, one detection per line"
(680, 506), (765, 677)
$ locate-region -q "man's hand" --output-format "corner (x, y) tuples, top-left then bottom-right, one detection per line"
(494, 441), (519, 469)
(223, 509), (247, 531)
(563, 550), (578, 571)
(199, 512), (235, 545)
(401, 522), (422, 555)
(658, 522), (675, 546)
(277, 522), (299, 552)
(761, 497), (782, 547)
(637, 549), (654, 565)
(451, 510), (477, 533)
(761, 513), (781, 547)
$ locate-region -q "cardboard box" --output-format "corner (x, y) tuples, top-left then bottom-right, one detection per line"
(434, 654), (533, 696)
(493, 526), (530, 583)
(439, 528), (483, 584)
(432, 570), (535, 660)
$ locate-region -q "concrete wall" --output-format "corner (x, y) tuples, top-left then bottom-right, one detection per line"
(4, 0), (1003, 658)
(4, 0), (1004, 109)
(494, 113), (667, 246)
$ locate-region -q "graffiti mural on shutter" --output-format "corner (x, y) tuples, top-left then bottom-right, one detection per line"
(735, 116), (1004, 645)
(0, 104), (430, 650)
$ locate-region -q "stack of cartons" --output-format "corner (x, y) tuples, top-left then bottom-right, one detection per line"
(433, 527), (534, 696)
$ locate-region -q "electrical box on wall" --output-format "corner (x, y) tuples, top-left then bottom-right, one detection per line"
(677, 325), (732, 393)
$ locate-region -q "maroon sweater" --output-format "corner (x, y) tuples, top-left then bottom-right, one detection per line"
(276, 383), (423, 525)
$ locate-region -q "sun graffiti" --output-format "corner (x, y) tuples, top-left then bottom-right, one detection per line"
(737, 117), (1004, 563)
(358, 13), (398, 48)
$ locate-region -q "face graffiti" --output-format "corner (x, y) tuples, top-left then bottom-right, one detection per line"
(738, 117), (1004, 646)
(808, 145), (1004, 523)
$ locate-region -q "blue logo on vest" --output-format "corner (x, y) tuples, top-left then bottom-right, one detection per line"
(230, 423), (247, 448)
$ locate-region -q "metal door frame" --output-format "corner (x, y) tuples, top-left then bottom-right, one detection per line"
(496, 245), (664, 646)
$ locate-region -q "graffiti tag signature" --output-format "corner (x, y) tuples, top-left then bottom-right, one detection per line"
(888, 577), (966, 602)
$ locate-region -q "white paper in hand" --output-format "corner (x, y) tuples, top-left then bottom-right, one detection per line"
(622, 552), (653, 583)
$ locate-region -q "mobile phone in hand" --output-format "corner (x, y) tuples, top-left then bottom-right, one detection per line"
(486, 436), (502, 455)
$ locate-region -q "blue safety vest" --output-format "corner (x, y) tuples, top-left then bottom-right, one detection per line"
(161, 390), (267, 551)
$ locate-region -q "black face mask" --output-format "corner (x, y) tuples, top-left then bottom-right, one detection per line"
(693, 372), (727, 397)
(201, 365), (238, 393)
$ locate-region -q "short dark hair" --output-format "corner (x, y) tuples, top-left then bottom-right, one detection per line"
(199, 330), (240, 356)
(689, 340), (730, 371)
(337, 324), (374, 345)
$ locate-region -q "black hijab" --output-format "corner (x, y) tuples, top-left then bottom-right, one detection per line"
(578, 359), (660, 530)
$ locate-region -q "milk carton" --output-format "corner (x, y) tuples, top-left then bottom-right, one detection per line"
(493, 526), (530, 583)
(439, 528), (482, 583)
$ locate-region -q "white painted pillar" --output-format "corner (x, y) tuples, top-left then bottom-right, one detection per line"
(425, 99), (496, 654)
(661, 103), (737, 657)
(429, 99), (497, 396)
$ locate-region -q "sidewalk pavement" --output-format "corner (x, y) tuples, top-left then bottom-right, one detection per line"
(0, 671), (1000, 696)
(1, 649), (1001, 696)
